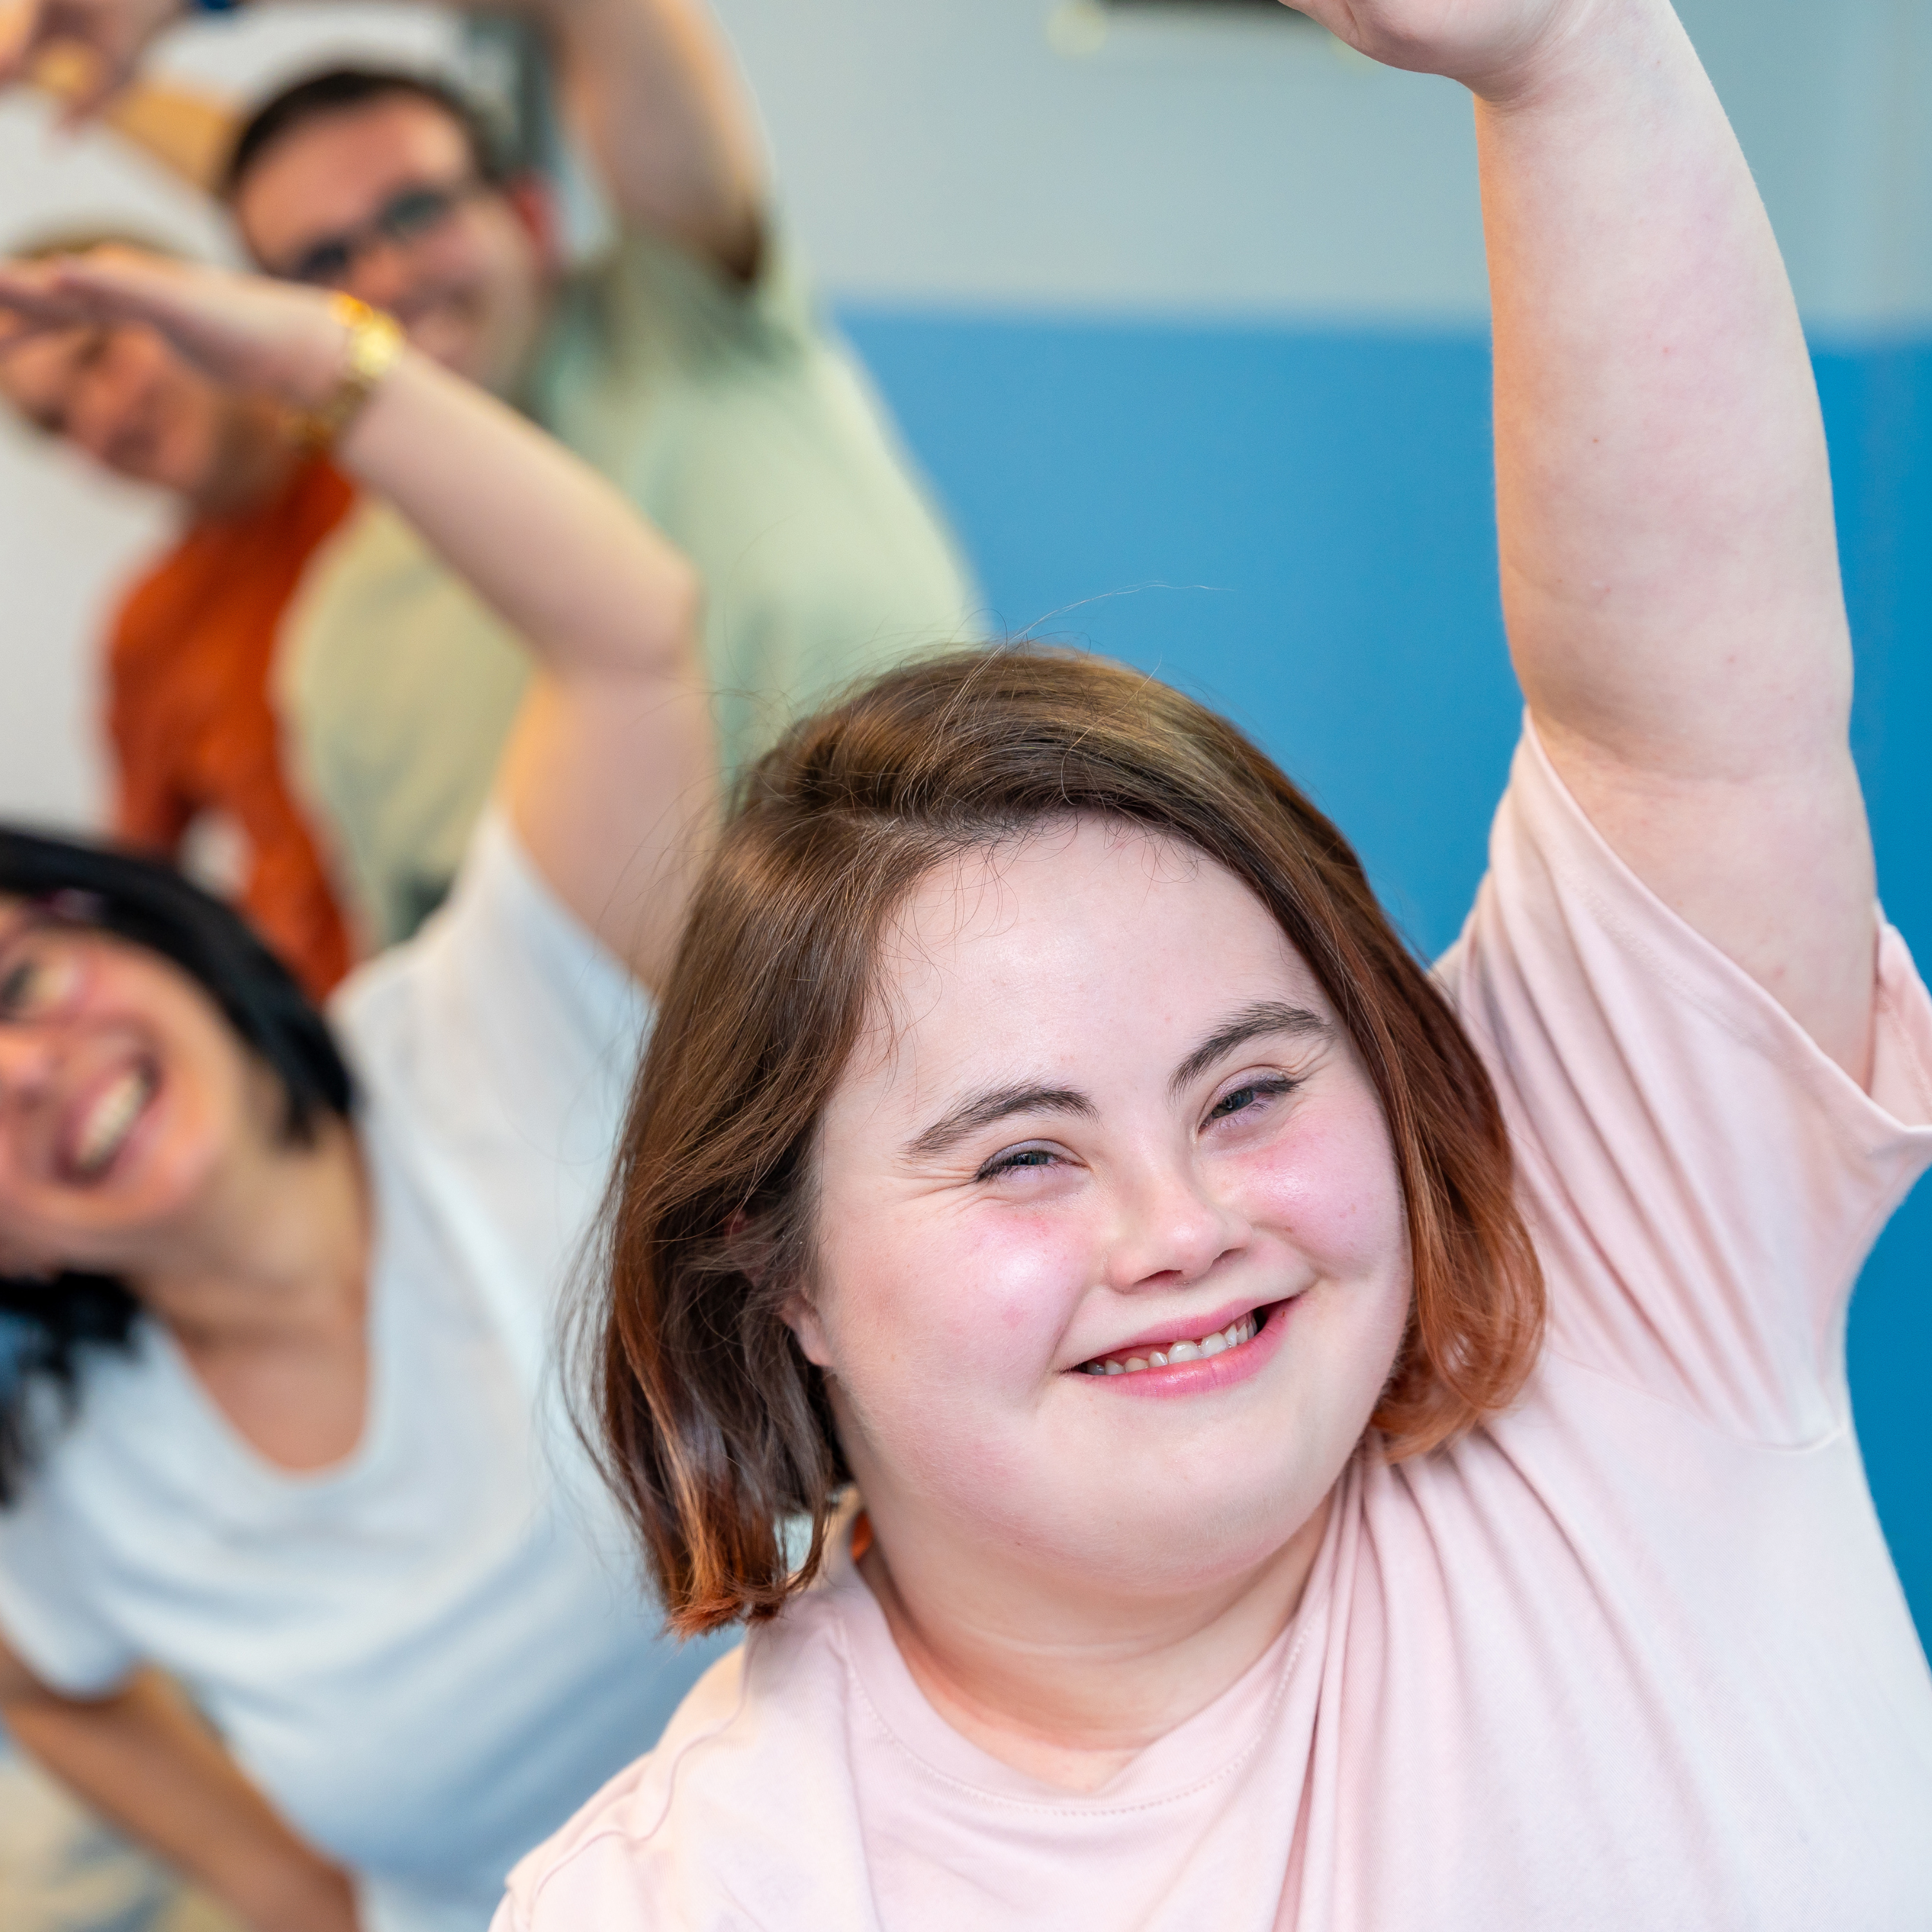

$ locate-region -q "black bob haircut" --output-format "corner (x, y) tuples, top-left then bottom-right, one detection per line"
(222, 66), (515, 202)
(0, 828), (354, 1504)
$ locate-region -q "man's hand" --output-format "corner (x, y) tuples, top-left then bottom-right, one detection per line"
(0, 250), (354, 408)
(0, 0), (185, 118)
(1281, 0), (1603, 99)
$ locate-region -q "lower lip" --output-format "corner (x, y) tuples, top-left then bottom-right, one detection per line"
(1072, 1298), (1296, 1401)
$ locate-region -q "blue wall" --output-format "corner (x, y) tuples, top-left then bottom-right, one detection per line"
(846, 310), (1932, 1638)
(1821, 341), (1932, 1645)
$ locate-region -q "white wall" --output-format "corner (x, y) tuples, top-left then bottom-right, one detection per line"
(714, 0), (1932, 330)
(718, 2), (1488, 321)
(1, 0), (1926, 831)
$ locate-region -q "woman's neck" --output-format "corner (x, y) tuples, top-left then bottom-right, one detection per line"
(132, 1112), (368, 1352)
(129, 1112), (374, 1472)
(857, 1492), (1334, 1793)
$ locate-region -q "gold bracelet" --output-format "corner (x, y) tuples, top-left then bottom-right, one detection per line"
(289, 294), (406, 451)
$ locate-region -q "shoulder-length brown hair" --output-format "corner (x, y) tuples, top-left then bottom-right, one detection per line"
(590, 647), (1542, 1638)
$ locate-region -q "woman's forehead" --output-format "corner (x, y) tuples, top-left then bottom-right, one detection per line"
(886, 820), (1281, 972)
(849, 822), (1332, 1099)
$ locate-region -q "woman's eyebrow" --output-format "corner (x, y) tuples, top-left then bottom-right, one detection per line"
(1169, 1001), (1332, 1095)
(904, 1084), (1095, 1163)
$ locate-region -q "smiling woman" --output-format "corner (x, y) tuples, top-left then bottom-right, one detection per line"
(592, 647), (1541, 1633)
(0, 829), (352, 1497)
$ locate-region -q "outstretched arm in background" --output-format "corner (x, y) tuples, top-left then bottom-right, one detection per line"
(1285, 0), (1873, 1081)
(0, 251), (715, 996)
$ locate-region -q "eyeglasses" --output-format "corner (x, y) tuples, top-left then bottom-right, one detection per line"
(274, 178), (486, 289)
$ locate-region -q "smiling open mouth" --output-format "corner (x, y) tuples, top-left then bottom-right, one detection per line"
(67, 1065), (156, 1180)
(1077, 1305), (1272, 1378)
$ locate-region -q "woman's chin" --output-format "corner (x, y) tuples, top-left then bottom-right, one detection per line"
(986, 1484), (1336, 1605)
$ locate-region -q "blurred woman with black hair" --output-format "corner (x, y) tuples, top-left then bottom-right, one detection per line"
(0, 250), (724, 1932)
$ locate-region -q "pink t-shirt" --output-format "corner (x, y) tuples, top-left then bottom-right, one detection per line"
(496, 732), (1932, 1931)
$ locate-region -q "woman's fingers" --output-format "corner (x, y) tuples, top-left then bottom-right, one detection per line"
(0, 254), (169, 332)
(46, 249), (181, 307)
(0, 262), (100, 328)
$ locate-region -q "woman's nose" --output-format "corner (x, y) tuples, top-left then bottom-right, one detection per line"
(1101, 1157), (1251, 1294)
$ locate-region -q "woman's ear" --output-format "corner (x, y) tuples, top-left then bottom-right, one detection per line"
(727, 1204), (834, 1368)
(779, 1289), (834, 1371)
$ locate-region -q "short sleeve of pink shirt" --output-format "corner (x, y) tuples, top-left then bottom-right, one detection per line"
(496, 730), (1932, 1932)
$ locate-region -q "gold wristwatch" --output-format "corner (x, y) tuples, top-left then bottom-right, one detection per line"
(290, 294), (406, 450)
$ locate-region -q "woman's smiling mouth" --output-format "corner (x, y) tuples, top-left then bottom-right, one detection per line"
(1070, 1296), (1298, 1397)
(1079, 1308), (1262, 1376)
(63, 1063), (158, 1181)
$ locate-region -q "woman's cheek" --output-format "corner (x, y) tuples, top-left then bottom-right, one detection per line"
(842, 1198), (1095, 1405)
(822, 1217), (1072, 1510)
(949, 1200), (1099, 1367)
(1233, 1099), (1405, 1276)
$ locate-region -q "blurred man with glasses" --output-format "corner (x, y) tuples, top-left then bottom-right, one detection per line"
(225, 69), (555, 407)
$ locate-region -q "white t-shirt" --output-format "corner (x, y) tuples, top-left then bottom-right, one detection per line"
(495, 732), (1932, 1932)
(0, 817), (735, 1932)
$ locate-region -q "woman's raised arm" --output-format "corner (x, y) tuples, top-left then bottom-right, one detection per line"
(0, 252), (714, 995)
(1290, 0), (1874, 1080)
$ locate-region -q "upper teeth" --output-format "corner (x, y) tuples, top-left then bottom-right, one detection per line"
(1080, 1311), (1260, 1376)
(73, 1068), (152, 1177)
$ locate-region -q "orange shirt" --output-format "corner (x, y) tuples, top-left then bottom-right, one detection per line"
(107, 457), (358, 1001)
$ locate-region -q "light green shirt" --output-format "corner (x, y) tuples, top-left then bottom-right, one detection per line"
(282, 230), (980, 949)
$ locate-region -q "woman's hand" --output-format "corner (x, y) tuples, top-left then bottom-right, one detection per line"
(0, 0), (184, 118)
(1, 1645), (367, 1932)
(0, 251), (354, 412)
(1282, 0), (1611, 99)
(240, 1852), (365, 1932)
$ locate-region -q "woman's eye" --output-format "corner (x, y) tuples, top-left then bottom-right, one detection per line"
(978, 1146), (1059, 1180)
(1205, 1075), (1296, 1125)
(0, 951), (71, 1021)
(0, 958), (45, 1017)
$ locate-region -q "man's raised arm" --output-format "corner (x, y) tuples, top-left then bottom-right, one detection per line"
(518, 0), (764, 278)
